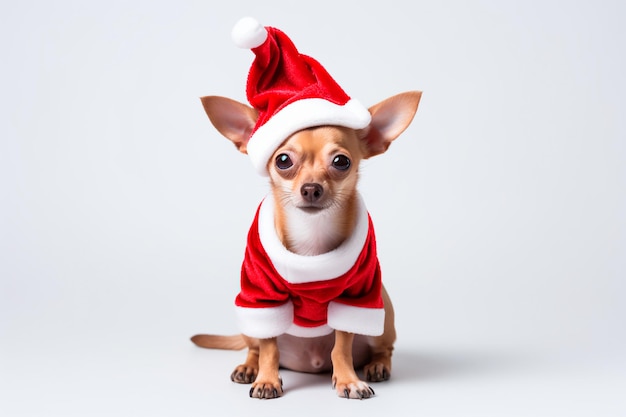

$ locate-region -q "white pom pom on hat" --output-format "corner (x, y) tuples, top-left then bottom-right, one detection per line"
(231, 17), (268, 49)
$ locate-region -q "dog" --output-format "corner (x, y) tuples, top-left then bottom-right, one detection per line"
(192, 90), (421, 399)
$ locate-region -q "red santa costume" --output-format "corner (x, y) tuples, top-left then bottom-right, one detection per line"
(235, 194), (385, 338)
(227, 18), (385, 339)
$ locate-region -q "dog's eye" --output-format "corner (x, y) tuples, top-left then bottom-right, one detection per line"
(332, 155), (351, 171)
(275, 154), (293, 170)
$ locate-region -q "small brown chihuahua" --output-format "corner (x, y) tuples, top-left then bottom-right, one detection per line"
(191, 17), (421, 399)
(192, 91), (421, 399)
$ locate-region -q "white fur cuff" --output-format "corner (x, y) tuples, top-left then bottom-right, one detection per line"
(235, 302), (294, 339)
(327, 302), (385, 336)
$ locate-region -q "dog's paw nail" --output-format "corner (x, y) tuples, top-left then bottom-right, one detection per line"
(249, 387), (255, 397)
(357, 387), (374, 399)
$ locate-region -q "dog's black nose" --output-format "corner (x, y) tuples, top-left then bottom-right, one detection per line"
(301, 183), (324, 203)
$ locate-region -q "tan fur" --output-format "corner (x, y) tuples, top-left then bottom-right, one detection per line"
(190, 334), (247, 350)
(194, 91), (421, 399)
(269, 127), (363, 256)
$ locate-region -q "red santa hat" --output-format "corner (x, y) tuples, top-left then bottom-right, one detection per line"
(231, 17), (372, 175)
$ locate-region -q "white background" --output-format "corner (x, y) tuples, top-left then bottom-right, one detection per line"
(1, 1), (625, 416)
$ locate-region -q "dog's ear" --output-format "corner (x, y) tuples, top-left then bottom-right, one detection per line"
(200, 96), (258, 154)
(359, 91), (422, 158)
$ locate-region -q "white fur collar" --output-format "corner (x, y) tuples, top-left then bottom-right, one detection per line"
(257, 193), (370, 284)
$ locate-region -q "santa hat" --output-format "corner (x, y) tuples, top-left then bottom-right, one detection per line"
(231, 17), (372, 175)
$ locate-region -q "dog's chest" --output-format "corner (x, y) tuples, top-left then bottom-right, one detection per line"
(282, 208), (345, 256)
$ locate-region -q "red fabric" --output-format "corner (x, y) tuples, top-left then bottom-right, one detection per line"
(246, 26), (352, 134)
(235, 204), (384, 329)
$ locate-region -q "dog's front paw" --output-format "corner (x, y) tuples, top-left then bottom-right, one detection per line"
(332, 377), (375, 399)
(230, 364), (258, 384)
(364, 360), (391, 382)
(249, 377), (283, 399)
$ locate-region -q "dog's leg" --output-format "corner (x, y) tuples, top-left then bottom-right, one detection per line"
(248, 337), (283, 399)
(230, 335), (260, 384)
(363, 285), (396, 382)
(331, 331), (375, 399)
